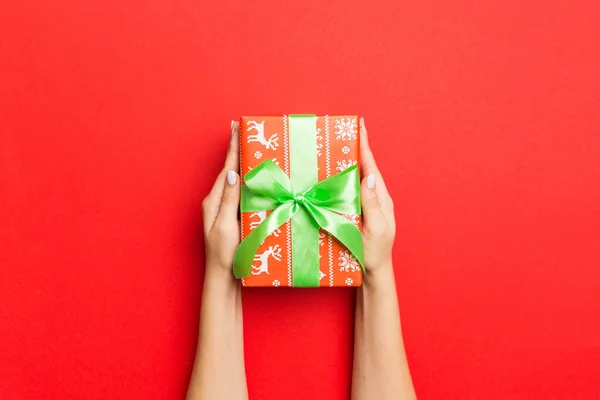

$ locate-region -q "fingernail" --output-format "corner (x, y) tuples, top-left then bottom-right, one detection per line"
(360, 117), (366, 133)
(230, 120), (236, 133)
(366, 174), (376, 189)
(227, 170), (237, 185)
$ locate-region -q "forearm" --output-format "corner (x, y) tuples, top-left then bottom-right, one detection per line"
(187, 268), (248, 400)
(352, 265), (416, 400)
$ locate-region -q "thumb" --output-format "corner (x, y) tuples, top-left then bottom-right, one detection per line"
(216, 170), (240, 223)
(360, 173), (384, 230)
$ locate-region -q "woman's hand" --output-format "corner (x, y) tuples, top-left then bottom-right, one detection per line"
(187, 121), (248, 400)
(359, 118), (396, 274)
(202, 118), (393, 276)
(353, 119), (416, 400)
(202, 121), (241, 275)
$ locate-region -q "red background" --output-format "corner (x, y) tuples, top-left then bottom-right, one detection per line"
(1, 0), (599, 398)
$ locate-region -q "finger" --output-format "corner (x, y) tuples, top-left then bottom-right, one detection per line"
(360, 118), (387, 191)
(203, 121), (239, 227)
(359, 118), (393, 214)
(205, 121), (239, 200)
(360, 173), (386, 233)
(216, 170), (240, 224)
(224, 120), (240, 172)
(359, 117), (380, 178)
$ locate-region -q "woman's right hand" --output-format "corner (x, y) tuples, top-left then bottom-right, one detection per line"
(202, 122), (241, 277)
(359, 118), (396, 275)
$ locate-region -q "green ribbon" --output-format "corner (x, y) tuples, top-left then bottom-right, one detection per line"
(288, 115), (320, 286)
(234, 160), (364, 285)
(234, 115), (364, 287)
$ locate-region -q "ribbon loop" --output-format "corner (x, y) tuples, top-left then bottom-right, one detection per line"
(233, 160), (364, 281)
(245, 160), (295, 203)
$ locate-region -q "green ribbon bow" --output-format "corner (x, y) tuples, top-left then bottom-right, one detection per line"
(233, 160), (365, 286)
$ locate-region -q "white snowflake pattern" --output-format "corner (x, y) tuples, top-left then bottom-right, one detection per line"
(336, 160), (357, 171)
(271, 157), (279, 166)
(319, 271), (326, 281)
(343, 214), (360, 226)
(254, 151), (262, 159)
(335, 117), (358, 141)
(345, 278), (354, 286)
(272, 280), (281, 287)
(341, 146), (350, 154)
(339, 250), (360, 273)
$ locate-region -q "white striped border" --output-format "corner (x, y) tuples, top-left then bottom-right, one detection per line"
(328, 235), (334, 287)
(239, 120), (245, 287)
(325, 116), (334, 286)
(283, 116), (292, 286)
(287, 222), (292, 286)
(324, 115), (331, 178)
(283, 116), (289, 175)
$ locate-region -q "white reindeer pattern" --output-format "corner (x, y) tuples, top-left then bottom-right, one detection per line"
(247, 121), (279, 150)
(318, 231), (326, 246)
(251, 245), (283, 275)
(249, 211), (280, 237)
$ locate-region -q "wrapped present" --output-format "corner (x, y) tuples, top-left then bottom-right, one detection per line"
(233, 115), (364, 287)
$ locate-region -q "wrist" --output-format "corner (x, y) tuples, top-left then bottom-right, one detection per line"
(202, 268), (241, 308)
(363, 262), (395, 289)
(204, 262), (238, 287)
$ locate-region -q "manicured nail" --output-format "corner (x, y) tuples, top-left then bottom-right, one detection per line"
(360, 117), (366, 134)
(230, 120), (236, 133)
(366, 174), (376, 189)
(227, 170), (237, 185)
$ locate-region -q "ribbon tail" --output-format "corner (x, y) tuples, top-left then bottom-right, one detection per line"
(233, 202), (297, 278)
(304, 203), (365, 273)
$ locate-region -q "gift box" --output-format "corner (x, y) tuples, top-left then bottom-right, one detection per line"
(233, 115), (364, 287)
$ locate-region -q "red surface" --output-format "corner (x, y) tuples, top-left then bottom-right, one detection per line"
(1, 0), (599, 398)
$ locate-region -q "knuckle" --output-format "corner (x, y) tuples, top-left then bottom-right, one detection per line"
(201, 198), (212, 212)
(366, 222), (386, 237)
(362, 191), (377, 204)
(385, 228), (395, 242)
(388, 221), (396, 234)
(213, 220), (232, 238)
(221, 191), (236, 204)
(376, 226), (389, 238)
(214, 222), (230, 237)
